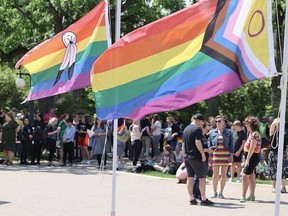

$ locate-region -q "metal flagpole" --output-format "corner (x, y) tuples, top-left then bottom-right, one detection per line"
(111, 1), (122, 216)
(274, 1), (288, 215)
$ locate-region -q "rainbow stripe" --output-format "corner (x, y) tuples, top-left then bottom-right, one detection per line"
(91, 0), (276, 120)
(117, 124), (125, 136)
(177, 137), (183, 145)
(16, 1), (110, 101)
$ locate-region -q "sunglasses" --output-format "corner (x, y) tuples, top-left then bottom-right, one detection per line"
(215, 120), (222, 123)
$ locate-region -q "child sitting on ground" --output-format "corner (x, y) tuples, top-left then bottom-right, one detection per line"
(256, 157), (268, 180)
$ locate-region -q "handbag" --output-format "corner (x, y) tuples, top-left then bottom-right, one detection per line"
(118, 132), (130, 143)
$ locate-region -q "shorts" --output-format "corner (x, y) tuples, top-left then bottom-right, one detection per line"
(243, 153), (260, 175)
(78, 136), (87, 146)
(233, 154), (242, 163)
(185, 159), (206, 178)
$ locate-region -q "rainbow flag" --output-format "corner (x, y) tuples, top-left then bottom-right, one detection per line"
(15, 0), (110, 101)
(177, 137), (183, 145)
(91, 0), (276, 120)
(85, 133), (94, 147)
(117, 124), (125, 136)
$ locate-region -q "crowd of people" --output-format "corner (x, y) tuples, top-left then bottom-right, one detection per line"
(177, 114), (288, 205)
(0, 108), (288, 205)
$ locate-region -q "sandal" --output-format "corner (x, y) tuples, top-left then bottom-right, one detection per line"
(240, 198), (247, 203)
(246, 195), (255, 201)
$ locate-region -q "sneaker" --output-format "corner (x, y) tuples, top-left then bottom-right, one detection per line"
(211, 192), (218, 198)
(236, 179), (242, 183)
(190, 199), (198, 205)
(86, 160), (91, 165)
(281, 188), (286, 193)
(80, 160), (86, 164)
(272, 188), (276, 193)
(218, 193), (224, 199)
(200, 199), (214, 206)
(132, 166), (137, 172)
(228, 178), (234, 182)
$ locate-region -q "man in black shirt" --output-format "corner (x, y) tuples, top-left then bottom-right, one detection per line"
(183, 114), (214, 206)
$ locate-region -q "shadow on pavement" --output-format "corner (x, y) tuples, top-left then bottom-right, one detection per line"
(0, 201), (10, 205)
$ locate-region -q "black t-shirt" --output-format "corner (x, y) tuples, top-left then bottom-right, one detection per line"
(140, 117), (151, 137)
(183, 123), (203, 160)
(232, 130), (247, 153)
(171, 123), (180, 142)
(77, 122), (87, 138)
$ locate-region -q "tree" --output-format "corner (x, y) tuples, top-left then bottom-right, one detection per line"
(0, 65), (27, 110)
(0, 0), (188, 114)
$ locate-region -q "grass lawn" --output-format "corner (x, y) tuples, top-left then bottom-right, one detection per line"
(140, 170), (288, 185)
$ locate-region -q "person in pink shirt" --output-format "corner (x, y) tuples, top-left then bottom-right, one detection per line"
(43, 108), (57, 125)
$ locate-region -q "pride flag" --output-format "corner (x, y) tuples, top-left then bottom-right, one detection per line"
(16, 0), (110, 101)
(177, 137), (183, 146)
(117, 124), (125, 136)
(91, 0), (276, 120)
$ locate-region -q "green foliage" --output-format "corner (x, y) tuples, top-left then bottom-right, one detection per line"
(218, 79), (272, 121)
(0, 0), (285, 120)
(0, 65), (28, 110)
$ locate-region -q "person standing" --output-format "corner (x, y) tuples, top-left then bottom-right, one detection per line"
(91, 118), (109, 169)
(140, 114), (153, 159)
(31, 113), (46, 165)
(46, 117), (59, 166)
(268, 118), (287, 193)
(240, 116), (261, 202)
(57, 114), (69, 165)
(151, 114), (162, 161)
(20, 118), (33, 165)
(130, 120), (143, 172)
(183, 113), (214, 206)
(62, 118), (76, 166)
(208, 115), (233, 199)
(1, 112), (20, 165)
(229, 120), (247, 182)
(164, 116), (179, 151)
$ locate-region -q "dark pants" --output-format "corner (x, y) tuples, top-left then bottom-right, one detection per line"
(31, 139), (44, 164)
(193, 161), (208, 198)
(63, 141), (74, 165)
(47, 138), (56, 162)
(20, 140), (30, 163)
(131, 139), (143, 166)
(96, 154), (107, 166)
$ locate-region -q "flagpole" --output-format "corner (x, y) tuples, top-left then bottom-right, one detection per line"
(111, 1), (122, 216)
(274, 1), (288, 216)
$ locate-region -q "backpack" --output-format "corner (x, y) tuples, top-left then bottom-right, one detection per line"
(162, 162), (178, 175)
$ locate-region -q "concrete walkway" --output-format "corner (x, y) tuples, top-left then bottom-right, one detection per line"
(0, 160), (287, 216)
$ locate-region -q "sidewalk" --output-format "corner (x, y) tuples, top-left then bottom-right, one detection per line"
(0, 159), (288, 216)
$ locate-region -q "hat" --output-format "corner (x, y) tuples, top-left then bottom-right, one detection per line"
(193, 113), (204, 121)
(15, 113), (24, 120)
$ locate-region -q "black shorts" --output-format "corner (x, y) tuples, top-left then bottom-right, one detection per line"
(243, 153), (260, 175)
(233, 154), (242, 163)
(184, 159), (206, 178)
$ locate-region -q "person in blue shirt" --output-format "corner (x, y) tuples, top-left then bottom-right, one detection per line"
(62, 118), (76, 166)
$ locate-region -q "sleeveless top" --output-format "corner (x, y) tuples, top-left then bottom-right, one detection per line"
(244, 131), (261, 154)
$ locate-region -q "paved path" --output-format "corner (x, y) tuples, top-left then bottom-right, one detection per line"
(0, 161), (288, 216)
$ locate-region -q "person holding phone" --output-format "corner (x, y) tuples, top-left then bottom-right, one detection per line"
(208, 115), (234, 199)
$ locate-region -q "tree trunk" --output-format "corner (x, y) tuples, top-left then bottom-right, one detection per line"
(206, 97), (219, 117)
(271, 76), (281, 115)
(38, 96), (56, 115)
